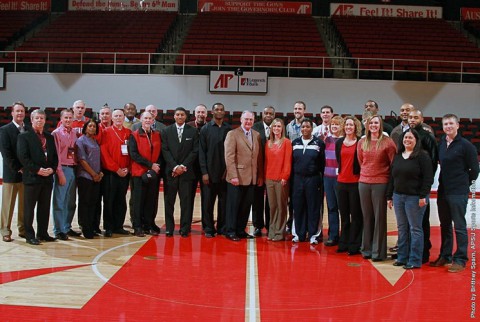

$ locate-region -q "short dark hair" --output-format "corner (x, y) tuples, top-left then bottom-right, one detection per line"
(212, 102), (224, 110)
(82, 119), (100, 135)
(321, 105), (333, 113)
(12, 101), (26, 110)
(175, 107), (187, 114)
(60, 108), (74, 117)
(301, 118), (313, 128)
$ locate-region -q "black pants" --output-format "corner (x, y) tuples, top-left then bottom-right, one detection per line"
(24, 182), (53, 239)
(252, 184), (270, 230)
(94, 173), (108, 231)
(225, 183), (254, 236)
(202, 180), (227, 234)
(103, 171), (130, 232)
(164, 175), (194, 234)
(336, 182), (363, 253)
(77, 177), (101, 235)
(132, 176), (158, 231)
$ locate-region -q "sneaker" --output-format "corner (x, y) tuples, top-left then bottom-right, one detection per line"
(448, 263), (465, 273)
(310, 239), (319, 245)
(292, 236), (299, 243)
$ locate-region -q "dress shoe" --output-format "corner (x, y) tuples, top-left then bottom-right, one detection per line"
(325, 240), (338, 246)
(205, 232), (215, 238)
(113, 228), (130, 235)
(104, 230), (113, 238)
(26, 238), (40, 245)
(429, 257), (452, 267)
(2, 235), (13, 242)
(391, 254), (398, 260)
(151, 225), (161, 233)
(448, 263), (465, 273)
(389, 245), (399, 252)
(55, 232), (69, 241)
(180, 232), (189, 238)
(372, 258), (384, 262)
(226, 234), (240, 241)
(403, 264), (420, 269)
(134, 230), (145, 237)
(336, 248), (348, 253)
(165, 231), (173, 237)
(253, 228), (262, 237)
(422, 257), (429, 264)
(38, 235), (56, 242)
(362, 255), (372, 259)
(67, 229), (81, 237)
(348, 251), (361, 256)
(149, 230), (159, 236)
(393, 261), (406, 266)
(238, 232), (254, 239)
(18, 233), (26, 239)
(94, 228), (102, 235)
(83, 233), (94, 239)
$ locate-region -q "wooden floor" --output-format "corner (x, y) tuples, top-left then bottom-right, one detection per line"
(0, 189), (478, 321)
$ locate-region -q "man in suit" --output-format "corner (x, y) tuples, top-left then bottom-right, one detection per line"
(224, 110), (264, 241)
(161, 107), (199, 237)
(131, 104), (166, 233)
(363, 100), (393, 135)
(123, 102), (139, 129)
(17, 109), (58, 245)
(251, 105), (274, 237)
(0, 101), (27, 242)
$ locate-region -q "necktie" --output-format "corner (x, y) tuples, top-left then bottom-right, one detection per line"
(246, 131), (253, 146)
(178, 127), (183, 142)
(265, 126), (270, 139)
(18, 126), (25, 133)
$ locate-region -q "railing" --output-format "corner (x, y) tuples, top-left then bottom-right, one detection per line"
(1, 51), (479, 83)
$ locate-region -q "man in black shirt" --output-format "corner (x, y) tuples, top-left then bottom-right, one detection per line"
(198, 103), (232, 237)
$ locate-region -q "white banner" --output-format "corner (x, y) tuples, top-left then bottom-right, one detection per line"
(209, 71), (268, 93)
(68, 0), (178, 11)
(331, 3), (442, 19)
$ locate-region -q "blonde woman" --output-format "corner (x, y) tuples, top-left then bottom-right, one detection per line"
(357, 115), (396, 261)
(264, 118), (292, 241)
(323, 116), (344, 246)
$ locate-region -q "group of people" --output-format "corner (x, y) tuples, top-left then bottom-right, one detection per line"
(0, 99), (478, 274)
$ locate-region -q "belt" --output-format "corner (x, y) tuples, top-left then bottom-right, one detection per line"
(62, 165), (76, 168)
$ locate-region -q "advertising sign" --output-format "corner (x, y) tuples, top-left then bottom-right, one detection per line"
(0, 0), (50, 11)
(209, 71), (268, 93)
(69, 0), (178, 11)
(331, 3), (442, 19)
(461, 7), (480, 20)
(199, 1), (312, 15)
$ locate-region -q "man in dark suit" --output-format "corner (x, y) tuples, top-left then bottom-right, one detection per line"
(0, 102), (27, 242)
(251, 105), (274, 237)
(224, 110), (264, 241)
(17, 109), (58, 245)
(161, 107), (199, 237)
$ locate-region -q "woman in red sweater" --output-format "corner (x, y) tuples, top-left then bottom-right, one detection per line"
(264, 118), (292, 241)
(357, 115), (396, 261)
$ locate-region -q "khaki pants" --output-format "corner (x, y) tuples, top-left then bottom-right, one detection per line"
(0, 182), (25, 237)
(265, 179), (289, 240)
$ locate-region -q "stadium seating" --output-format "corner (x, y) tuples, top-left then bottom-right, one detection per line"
(0, 11), (47, 50)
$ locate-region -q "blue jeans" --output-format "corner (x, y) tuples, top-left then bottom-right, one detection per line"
(437, 192), (469, 266)
(52, 166), (77, 235)
(324, 176), (339, 241)
(393, 193), (425, 267)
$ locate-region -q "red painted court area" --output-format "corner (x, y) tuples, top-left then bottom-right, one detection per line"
(0, 227), (477, 321)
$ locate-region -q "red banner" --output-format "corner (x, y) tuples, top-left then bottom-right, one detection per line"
(198, 1), (312, 15)
(461, 7), (480, 21)
(0, 0), (50, 11)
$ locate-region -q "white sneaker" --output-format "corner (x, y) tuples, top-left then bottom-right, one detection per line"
(310, 238), (318, 245)
(292, 236), (299, 243)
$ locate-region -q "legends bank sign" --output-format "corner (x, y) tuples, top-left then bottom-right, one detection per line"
(209, 71), (268, 93)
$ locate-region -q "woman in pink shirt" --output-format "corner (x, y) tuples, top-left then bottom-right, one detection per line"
(264, 118), (292, 241)
(357, 115), (396, 261)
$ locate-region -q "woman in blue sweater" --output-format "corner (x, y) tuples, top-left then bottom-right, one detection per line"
(291, 119), (325, 245)
(387, 129), (433, 269)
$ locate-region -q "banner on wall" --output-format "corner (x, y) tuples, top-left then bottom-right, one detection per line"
(0, 0), (50, 11)
(199, 1), (312, 15)
(68, 0), (178, 11)
(331, 3), (442, 19)
(209, 71), (268, 93)
(461, 7), (480, 20)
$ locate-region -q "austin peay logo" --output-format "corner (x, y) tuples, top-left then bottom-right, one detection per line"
(297, 4), (310, 14)
(240, 77), (265, 87)
(332, 4), (354, 16)
(214, 74), (234, 89)
(201, 2), (213, 12)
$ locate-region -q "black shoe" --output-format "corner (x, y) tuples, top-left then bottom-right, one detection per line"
(26, 238), (40, 245)
(422, 257), (429, 264)
(238, 232), (254, 239)
(18, 233), (26, 239)
(348, 251), (361, 256)
(393, 261), (406, 266)
(149, 230), (159, 236)
(372, 258), (384, 262)
(362, 255), (372, 259)
(403, 264), (420, 269)
(166, 231), (173, 237)
(325, 240), (338, 246)
(336, 248), (348, 253)
(134, 230), (145, 237)
(67, 229), (81, 237)
(391, 254), (398, 260)
(151, 225), (161, 233)
(253, 228), (262, 237)
(104, 230), (113, 238)
(180, 231), (189, 238)
(226, 234), (240, 241)
(37, 235), (56, 242)
(205, 232), (215, 238)
(429, 256), (452, 267)
(389, 245), (399, 252)
(55, 232), (69, 241)
(94, 228), (102, 235)
(113, 228), (130, 235)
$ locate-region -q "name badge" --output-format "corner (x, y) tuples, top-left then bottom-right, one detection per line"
(67, 147), (75, 159)
(121, 144), (129, 156)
